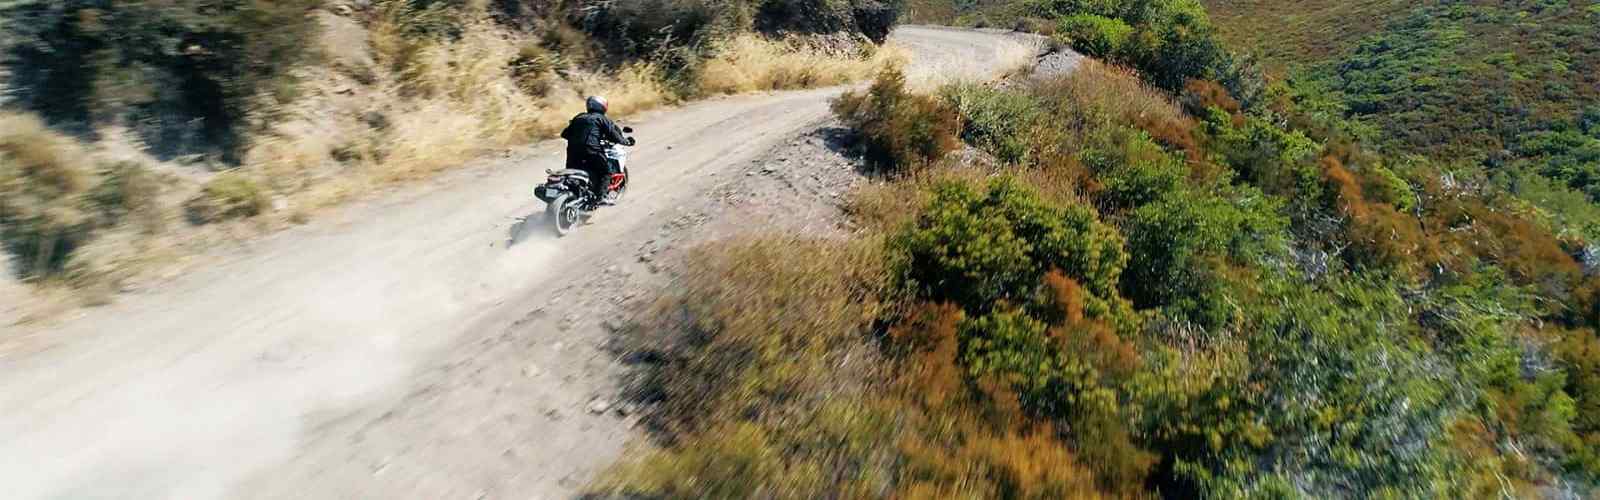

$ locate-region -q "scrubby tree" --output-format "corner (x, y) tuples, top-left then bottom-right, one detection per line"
(1, 0), (320, 162)
(832, 67), (962, 170)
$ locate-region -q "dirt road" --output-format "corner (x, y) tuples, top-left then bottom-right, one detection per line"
(0, 27), (1034, 499)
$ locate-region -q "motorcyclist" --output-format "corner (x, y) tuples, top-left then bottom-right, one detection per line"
(560, 96), (633, 205)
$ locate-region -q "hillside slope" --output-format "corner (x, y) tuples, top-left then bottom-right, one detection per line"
(0, 27), (1029, 500)
(595, 1), (1600, 497)
(1205, 0), (1600, 231)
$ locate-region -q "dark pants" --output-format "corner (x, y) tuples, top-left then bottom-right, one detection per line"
(568, 152), (611, 200)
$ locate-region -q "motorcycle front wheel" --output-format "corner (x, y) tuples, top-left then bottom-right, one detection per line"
(611, 167), (629, 202)
(547, 194), (582, 236)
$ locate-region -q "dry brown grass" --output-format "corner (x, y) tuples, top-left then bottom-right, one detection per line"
(698, 35), (905, 95)
(623, 236), (889, 433)
(1038, 60), (1191, 135)
(1025, 59), (1203, 176)
(596, 235), (896, 497)
(256, 17), (672, 210)
(251, 10), (902, 215)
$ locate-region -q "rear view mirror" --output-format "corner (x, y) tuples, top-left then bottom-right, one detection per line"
(623, 127), (634, 133)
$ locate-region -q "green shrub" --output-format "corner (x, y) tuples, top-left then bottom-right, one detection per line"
(1131, 0), (1228, 90)
(1122, 186), (1285, 330)
(1237, 277), (1470, 497)
(1024, 0), (1229, 90)
(3, 0), (321, 162)
(893, 177), (1132, 327)
(1203, 108), (1322, 199)
(1056, 14), (1132, 57)
(1134, 273), (1490, 496)
(185, 172), (269, 224)
(1364, 162), (1415, 212)
(1080, 131), (1187, 211)
(1556, 328), (1600, 474)
(832, 67), (962, 171)
(1412, 269), (1589, 470)
(959, 301), (1154, 491)
(943, 84), (1045, 164)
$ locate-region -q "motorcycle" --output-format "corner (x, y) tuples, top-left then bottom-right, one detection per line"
(534, 127), (635, 236)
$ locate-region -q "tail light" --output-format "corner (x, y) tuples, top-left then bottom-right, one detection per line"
(608, 174), (625, 190)
(547, 176), (563, 183)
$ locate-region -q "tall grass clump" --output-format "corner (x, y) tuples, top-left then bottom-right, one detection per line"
(621, 237), (888, 435)
(598, 237), (898, 497)
(184, 172), (269, 224)
(0, 113), (99, 277)
(261, 7), (672, 197)
(0, 112), (167, 282)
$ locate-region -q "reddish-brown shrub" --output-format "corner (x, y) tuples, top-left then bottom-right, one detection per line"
(1134, 113), (1203, 164)
(1321, 154), (1435, 277)
(1181, 79), (1243, 127)
(890, 302), (967, 409)
(1045, 272), (1138, 378)
(833, 67), (962, 172)
(889, 303), (1114, 498)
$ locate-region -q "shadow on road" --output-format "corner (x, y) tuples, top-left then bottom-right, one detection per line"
(815, 126), (883, 178)
(506, 209), (548, 247)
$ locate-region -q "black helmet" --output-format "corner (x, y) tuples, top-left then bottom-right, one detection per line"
(586, 96), (608, 114)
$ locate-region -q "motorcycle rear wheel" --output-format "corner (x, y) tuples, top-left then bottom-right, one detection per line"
(548, 194), (582, 236)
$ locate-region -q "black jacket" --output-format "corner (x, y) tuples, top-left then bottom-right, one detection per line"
(561, 112), (628, 157)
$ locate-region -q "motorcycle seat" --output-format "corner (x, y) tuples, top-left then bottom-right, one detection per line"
(550, 169), (590, 179)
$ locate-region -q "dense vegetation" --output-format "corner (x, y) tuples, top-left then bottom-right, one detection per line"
(1201, 0), (1600, 238)
(605, 0), (1600, 497)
